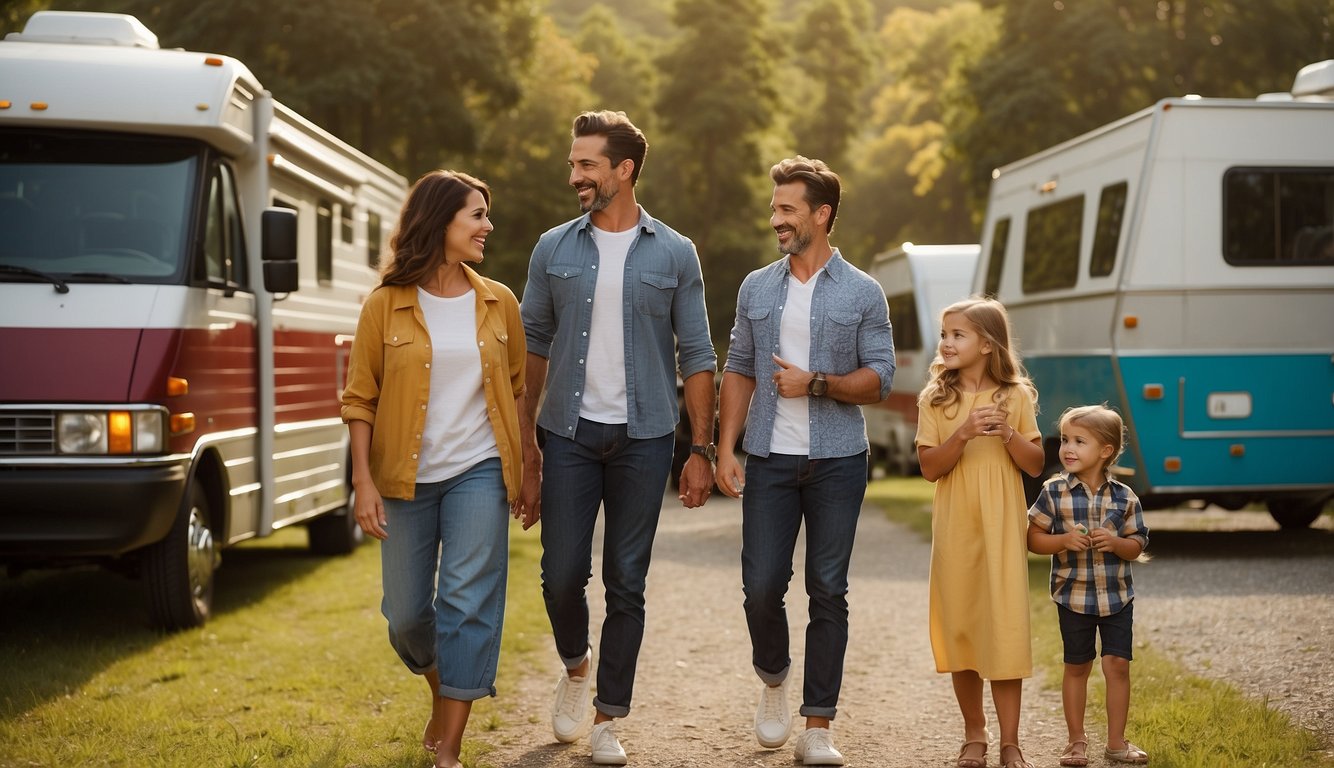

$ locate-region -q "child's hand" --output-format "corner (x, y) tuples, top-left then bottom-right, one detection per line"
(961, 405), (1001, 440)
(1090, 525), (1119, 552)
(1063, 528), (1093, 552)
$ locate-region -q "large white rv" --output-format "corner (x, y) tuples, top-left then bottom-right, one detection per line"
(0, 12), (408, 627)
(975, 60), (1334, 527)
(865, 243), (979, 476)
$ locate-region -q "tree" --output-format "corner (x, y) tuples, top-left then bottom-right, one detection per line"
(575, 3), (658, 128)
(52, 0), (537, 176)
(467, 16), (599, 293)
(652, 0), (784, 351)
(786, 0), (873, 170)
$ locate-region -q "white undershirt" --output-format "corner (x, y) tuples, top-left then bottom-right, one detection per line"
(415, 287), (498, 483)
(580, 225), (636, 424)
(770, 270), (818, 455)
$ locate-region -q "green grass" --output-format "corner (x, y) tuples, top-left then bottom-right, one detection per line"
(0, 523), (549, 768)
(866, 476), (1333, 768)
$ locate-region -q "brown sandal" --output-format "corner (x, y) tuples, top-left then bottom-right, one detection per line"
(957, 735), (989, 768)
(1059, 738), (1089, 767)
(1000, 742), (1034, 768)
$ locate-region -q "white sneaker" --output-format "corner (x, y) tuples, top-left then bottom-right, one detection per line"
(794, 727), (845, 766)
(589, 721), (628, 765)
(754, 678), (792, 748)
(550, 652), (593, 743)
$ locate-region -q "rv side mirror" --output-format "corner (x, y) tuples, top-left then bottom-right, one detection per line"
(261, 207), (298, 293)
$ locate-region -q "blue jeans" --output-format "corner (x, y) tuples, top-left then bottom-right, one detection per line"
(380, 457), (508, 700)
(742, 451), (867, 719)
(540, 418), (674, 718)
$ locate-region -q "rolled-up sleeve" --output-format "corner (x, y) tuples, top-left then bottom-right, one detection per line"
(340, 294), (384, 426)
(520, 238), (555, 360)
(724, 275), (757, 379)
(673, 242), (716, 379)
(858, 283), (896, 399)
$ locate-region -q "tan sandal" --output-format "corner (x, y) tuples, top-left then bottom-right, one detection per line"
(1105, 740), (1149, 764)
(957, 733), (989, 768)
(1000, 742), (1034, 768)
(1059, 738), (1089, 767)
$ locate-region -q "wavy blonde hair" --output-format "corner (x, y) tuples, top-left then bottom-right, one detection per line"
(1060, 404), (1127, 477)
(918, 297), (1038, 417)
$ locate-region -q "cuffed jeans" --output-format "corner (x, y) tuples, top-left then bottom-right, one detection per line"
(742, 451), (866, 719)
(540, 418), (674, 718)
(380, 457), (508, 701)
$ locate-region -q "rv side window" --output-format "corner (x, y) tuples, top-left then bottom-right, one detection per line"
(340, 203), (354, 244)
(1022, 195), (1083, 293)
(1225, 168), (1334, 265)
(983, 218), (1010, 297)
(316, 198), (333, 284)
(367, 211), (382, 269)
(1089, 182), (1128, 277)
(886, 291), (922, 352)
(201, 163), (247, 288)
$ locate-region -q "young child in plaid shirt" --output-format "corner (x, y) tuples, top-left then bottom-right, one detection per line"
(1027, 405), (1150, 767)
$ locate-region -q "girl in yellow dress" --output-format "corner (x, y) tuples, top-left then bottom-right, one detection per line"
(915, 298), (1045, 768)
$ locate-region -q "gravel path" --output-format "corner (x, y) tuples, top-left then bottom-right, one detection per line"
(472, 497), (1334, 767)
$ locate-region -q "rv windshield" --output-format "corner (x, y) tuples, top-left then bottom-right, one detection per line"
(0, 129), (200, 284)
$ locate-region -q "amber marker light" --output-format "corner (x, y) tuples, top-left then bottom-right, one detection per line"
(107, 411), (133, 454)
(204, 57), (223, 66)
(31, 102), (48, 111)
(167, 376), (189, 396)
(1123, 315), (1139, 328)
(170, 412), (196, 435)
(1164, 457), (1182, 472)
(1142, 384), (1164, 400)
(1230, 444), (1245, 457)
(0, 101), (11, 109)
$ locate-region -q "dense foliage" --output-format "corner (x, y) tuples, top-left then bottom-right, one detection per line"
(4, 0), (1330, 347)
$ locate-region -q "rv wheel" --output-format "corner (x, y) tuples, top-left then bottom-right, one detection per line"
(1266, 496), (1327, 529)
(144, 483), (217, 630)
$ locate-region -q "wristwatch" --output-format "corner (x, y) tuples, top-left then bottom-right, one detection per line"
(807, 371), (828, 397)
(690, 443), (717, 462)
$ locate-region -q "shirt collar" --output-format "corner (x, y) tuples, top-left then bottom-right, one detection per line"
(778, 247), (847, 282)
(574, 204), (654, 236)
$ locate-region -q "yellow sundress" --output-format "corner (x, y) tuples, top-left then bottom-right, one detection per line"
(915, 386), (1039, 679)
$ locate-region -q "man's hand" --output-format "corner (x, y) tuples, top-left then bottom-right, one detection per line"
(715, 451), (745, 499)
(677, 453), (713, 508)
(515, 444), (542, 530)
(772, 354), (814, 399)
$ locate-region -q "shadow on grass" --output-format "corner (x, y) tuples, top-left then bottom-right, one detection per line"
(0, 530), (339, 718)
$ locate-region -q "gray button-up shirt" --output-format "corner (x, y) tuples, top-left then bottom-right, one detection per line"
(725, 249), (895, 459)
(521, 206), (716, 440)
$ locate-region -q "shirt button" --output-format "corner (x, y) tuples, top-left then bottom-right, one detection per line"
(592, 264), (597, 269)
(421, 404), (427, 410)
(485, 377), (491, 383)
(582, 331), (588, 337)
(416, 434), (421, 439)
(411, 453), (417, 459)
(586, 298), (592, 303)
(479, 341), (485, 347)
(392, 335), (398, 341)
(579, 359), (584, 364)
(575, 391), (581, 396)
(425, 363), (431, 368)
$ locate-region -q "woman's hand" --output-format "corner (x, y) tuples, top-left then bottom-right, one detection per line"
(353, 480), (388, 540)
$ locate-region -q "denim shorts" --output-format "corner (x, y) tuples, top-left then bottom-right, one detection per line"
(1057, 601), (1134, 664)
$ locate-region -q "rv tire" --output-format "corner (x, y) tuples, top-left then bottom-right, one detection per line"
(1267, 496), (1328, 529)
(144, 482), (216, 631)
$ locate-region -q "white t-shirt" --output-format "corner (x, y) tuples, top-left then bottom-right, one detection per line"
(580, 225), (636, 424)
(415, 287), (499, 483)
(770, 271), (819, 455)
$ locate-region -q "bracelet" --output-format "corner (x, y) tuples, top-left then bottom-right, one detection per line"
(1002, 426), (1014, 445)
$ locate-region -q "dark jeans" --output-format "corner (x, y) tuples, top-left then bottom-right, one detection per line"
(742, 451), (867, 719)
(540, 418), (674, 718)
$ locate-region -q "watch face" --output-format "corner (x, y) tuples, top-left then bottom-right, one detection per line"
(809, 377), (827, 396)
(705, 444), (717, 462)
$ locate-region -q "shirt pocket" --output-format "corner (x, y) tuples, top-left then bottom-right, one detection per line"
(824, 310), (861, 357)
(745, 304), (773, 354)
(383, 318), (417, 374)
(637, 271), (677, 317)
(546, 264), (584, 307)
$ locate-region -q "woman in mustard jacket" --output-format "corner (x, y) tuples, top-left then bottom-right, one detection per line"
(341, 170), (532, 768)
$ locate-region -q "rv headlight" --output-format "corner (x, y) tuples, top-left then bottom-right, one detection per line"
(133, 410), (165, 452)
(58, 412), (108, 454)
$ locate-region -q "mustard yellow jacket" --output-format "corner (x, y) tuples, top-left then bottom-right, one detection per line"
(340, 266), (526, 501)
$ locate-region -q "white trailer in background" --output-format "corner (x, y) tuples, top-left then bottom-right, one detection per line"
(973, 59), (1334, 527)
(865, 243), (979, 476)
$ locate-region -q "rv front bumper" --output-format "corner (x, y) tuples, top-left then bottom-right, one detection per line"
(0, 457), (189, 559)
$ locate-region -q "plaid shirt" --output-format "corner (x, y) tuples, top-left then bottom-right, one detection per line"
(1028, 472), (1149, 616)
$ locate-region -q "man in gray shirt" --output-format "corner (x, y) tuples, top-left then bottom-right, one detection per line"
(715, 156), (894, 767)
(519, 110), (717, 766)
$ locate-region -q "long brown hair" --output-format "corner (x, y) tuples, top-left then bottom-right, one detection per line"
(918, 296), (1038, 416)
(379, 170), (490, 287)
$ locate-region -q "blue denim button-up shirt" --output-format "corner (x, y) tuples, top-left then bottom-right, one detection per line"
(725, 249), (895, 459)
(521, 206), (716, 440)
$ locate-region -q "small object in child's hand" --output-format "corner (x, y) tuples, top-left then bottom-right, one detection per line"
(1075, 524), (1088, 535)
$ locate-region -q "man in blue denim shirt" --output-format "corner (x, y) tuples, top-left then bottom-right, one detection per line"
(715, 156), (894, 767)
(518, 111), (717, 765)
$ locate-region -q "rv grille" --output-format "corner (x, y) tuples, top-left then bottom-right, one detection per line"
(0, 411), (56, 455)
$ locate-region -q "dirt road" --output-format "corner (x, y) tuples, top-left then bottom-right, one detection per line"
(473, 494), (1069, 767)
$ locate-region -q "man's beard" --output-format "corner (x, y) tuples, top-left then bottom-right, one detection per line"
(776, 226), (811, 256)
(577, 182), (617, 213)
